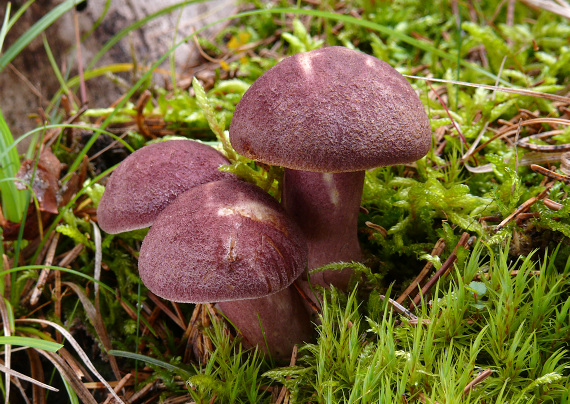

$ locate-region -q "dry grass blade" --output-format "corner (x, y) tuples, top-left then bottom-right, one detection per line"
(0, 295), (13, 404)
(411, 233), (476, 309)
(16, 318), (125, 404)
(63, 281), (122, 381)
(147, 293), (186, 330)
(92, 221), (102, 299)
(30, 232), (60, 306)
(35, 349), (97, 404)
(1, 254), (9, 300)
(0, 361), (58, 392)
(464, 369), (493, 396)
(520, 0), (570, 19)
(274, 345), (298, 404)
(397, 238), (446, 305)
(380, 295), (418, 320)
(465, 151), (569, 173)
(72, 7), (87, 106)
(26, 348), (47, 404)
(89, 221), (123, 379)
(101, 373), (132, 404)
(495, 182), (553, 231)
(471, 117), (570, 157)
(426, 80), (468, 146)
(404, 75), (570, 104)
(0, 356), (31, 404)
(58, 346), (93, 382)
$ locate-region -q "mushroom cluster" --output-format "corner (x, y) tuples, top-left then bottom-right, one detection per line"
(230, 46), (431, 296)
(97, 139), (313, 359)
(98, 45), (432, 359)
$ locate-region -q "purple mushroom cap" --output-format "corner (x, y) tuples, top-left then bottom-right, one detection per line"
(97, 139), (235, 234)
(229, 46), (431, 172)
(138, 179), (308, 303)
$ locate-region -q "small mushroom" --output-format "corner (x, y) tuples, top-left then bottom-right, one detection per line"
(230, 46), (432, 291)
(97, 139), (235, 234)
(138, 179), (312, 359)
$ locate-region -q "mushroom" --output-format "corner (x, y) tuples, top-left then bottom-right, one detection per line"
(97, 139), (235, 234)
(229, 46), (432, 291)
(138, 179), (313, 359)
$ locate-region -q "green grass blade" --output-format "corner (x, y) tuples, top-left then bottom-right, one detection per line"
(43, 34), (73, 106)
(61, 378), (80, 404)
(0, 336), (63, 352)
(0, 3), (11, 53)
(5, 0), (35, 33)
(109, 350), (193, 378)
(0, 109), (27, 222)
(0, 0), (80, 73)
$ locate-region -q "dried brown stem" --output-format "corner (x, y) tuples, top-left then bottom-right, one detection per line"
(411, 233), (476, 309)
(135, 90), (154, 139)
(274, 345), (298, 404)
(397, 238), (446, 305)
(495, 182), (553, 232)
(147, 293), (186, 330)
(30, 233), (60, 306)
(464, 368), (493, 396)
(102, 373), (132, 404)
(475, 270), (541, 280)
(531, 164), (570, 184)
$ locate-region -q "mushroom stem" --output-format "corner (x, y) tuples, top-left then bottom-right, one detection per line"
(217, 287), (313, 360)
(282, 169), (365, 290)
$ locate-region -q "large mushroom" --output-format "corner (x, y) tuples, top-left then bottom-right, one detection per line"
(138, 179), (313, 359)
(229, 46), (432, 291)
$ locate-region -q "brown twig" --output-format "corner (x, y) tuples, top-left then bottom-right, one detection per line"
(135, 90), (154, 139)
(127, 380), (157, 404)
(293, 279), (321, 316)
(380, 295), (418, 320)
(531, 164), (570, 184)
(30, 233), (60, 306)
(411, 233), (476, 310)
(464, 368), (493, 396)
(274, 345), (298, 404)
(494, 182), (553, 232)
(102, 373), (132, 404)
(426, 80), (469, 147)
(365, 221), (388, 238)
(146, 293), (186, 330)
(397, 238), (446, 305)
(543, 198), (564, 210)
(475, 270), (541, 280)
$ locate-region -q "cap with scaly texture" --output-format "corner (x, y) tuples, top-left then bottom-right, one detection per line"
(138, 179), (308, 302)
(97, 140), (235, 234)
(229, 46), (431, 172)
